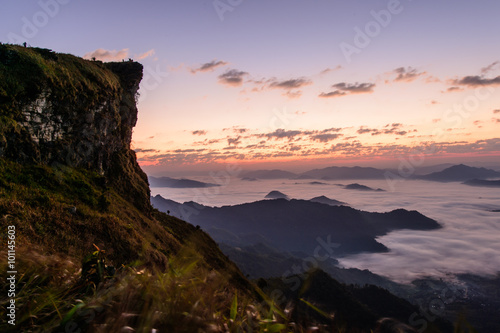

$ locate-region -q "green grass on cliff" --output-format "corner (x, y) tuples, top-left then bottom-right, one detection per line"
(0, 44), (121, 116)
(0, 157), (245, 275)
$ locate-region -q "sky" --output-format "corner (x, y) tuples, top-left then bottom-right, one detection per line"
(2, 0), (500, 174)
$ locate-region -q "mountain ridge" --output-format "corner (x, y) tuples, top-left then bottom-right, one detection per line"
(151, 194), (442, 256)
(417, 164), (500, 182)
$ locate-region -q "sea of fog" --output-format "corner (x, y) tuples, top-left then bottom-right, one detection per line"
(151, 177), (500, 283)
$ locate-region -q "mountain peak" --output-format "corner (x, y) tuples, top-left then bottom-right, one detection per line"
(419, 164), (500, 182)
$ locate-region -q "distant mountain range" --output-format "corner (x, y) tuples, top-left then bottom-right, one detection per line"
(151, 195), (441, 256)
(241, 166), (388, 180)
(149, 176), (220, 188)
(264, 192), (347, 205)
(417, 164), (500, 182)
(309, 195), (347, 206)
(238, 164), (500, 183)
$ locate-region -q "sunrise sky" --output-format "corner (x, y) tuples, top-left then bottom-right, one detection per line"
(2, 0), (500, 174)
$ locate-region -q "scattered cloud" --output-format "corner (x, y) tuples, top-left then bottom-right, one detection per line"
(454, 75), (500, 87)
(310, 133), (343, 142)
(191, 60), (228, 74)
(481, 61), (499, 75)
(333, 82), (375, 93)
(446, 86), (463, 93)
(135, 49), (155, 60)
(223, 127), (249, 134)
(283, 91), (303, 99)
(84, 48), (129, 61)
(493, 109), (500, 114)
(453, 63), (500, 86)
(227, 136), (241, 146)
(192, 130), (207, 136)
(265, 129), (302, 140)
(357, 123), (408, 136)
(218, 69), (248, 87)
(269, 78), (312, 90)
(139, 137), (500, 169)
(392, 67), (426, 82)
(319, 82), (375, 98)
(134, 148), (158, 153)
(257, 77), (313, 99)
(425, 76), (441, 83)
(319, 91), (346, 98)
(320, 65), (342, 75)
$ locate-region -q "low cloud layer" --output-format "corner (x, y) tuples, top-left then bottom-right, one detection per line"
(339, 185), (500, 283)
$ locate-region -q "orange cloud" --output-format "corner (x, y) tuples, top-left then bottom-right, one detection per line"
(84, 48), (129, 61)
(135, 49), (155, 60)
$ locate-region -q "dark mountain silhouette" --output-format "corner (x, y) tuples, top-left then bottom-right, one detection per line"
(241, 177), (258, 181)
(344, 183), (385, 191)
(418, 164), (500, 182)
(413, 163), (454, 175)
(309, 195), (346, 206)
(264, 190), (289, 199)
(240, 169), (298, 179)
(307, 181), (329, 185)
(463, 178), (500, 187)
(151, 195), (441, 256)
(149, 176), (220, 188)
(298, 166), (387, 180)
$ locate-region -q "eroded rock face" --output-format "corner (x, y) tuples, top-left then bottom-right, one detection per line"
(0, 45), (149, 211)
(15, 62), (141, 173)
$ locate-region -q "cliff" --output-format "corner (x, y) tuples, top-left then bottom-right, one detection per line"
(0, 44), (149, 210)
(0, 45), (262, 332)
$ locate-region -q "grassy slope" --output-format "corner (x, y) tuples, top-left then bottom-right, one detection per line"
(0, 44), (264, 332)
(0, 156), (262, 331)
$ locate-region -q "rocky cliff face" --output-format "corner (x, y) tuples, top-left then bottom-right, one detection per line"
(0, 44), (149, 210)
